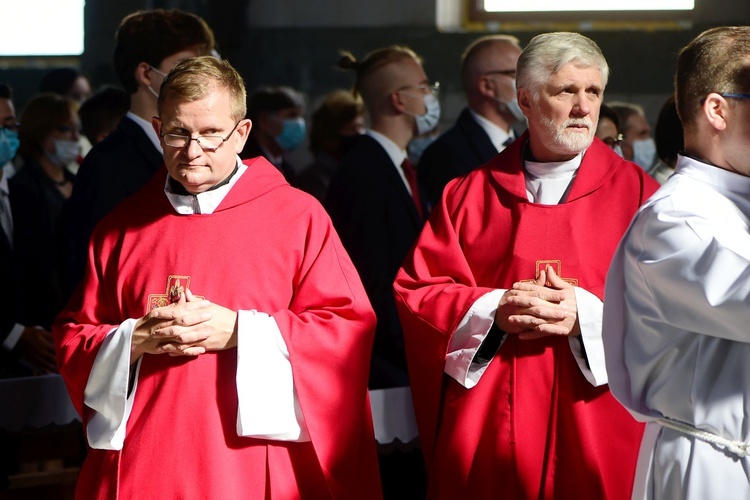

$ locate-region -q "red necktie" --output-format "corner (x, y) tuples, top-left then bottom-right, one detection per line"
(401, 158), (423, 219)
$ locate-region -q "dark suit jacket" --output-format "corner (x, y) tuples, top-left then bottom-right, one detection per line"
(59, 116), (163, 298)
(1, 185), (33, 376)
(417, 107), (499, 206)
(325, 134), (425, 389)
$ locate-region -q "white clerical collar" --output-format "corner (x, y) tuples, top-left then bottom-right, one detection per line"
(127, 111), (163, 154)
(524, 152), (584, 205)
(469, 109), (513, 151)
(165, 156), (246, 214)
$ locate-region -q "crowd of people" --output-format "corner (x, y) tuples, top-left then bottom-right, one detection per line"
(1, 6), (748, 499)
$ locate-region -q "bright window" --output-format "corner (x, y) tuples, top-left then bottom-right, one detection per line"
(1, 0), (85, 56)
(482, 0), (694, 12)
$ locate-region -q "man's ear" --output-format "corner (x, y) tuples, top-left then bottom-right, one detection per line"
(703, 93), (729, 132)
(390, 90), (407, 114)
(234, 119), (252, 153)
(478, 76), (495, 98)
(151, 117), (161, 138)
(517, 88), (532, 115)
(135, 62), (154, 89)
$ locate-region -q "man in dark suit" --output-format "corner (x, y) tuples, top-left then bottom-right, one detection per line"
(418, 35), (524, 205)
(325, 45), (438, 498)
(59, 9), (216, 297)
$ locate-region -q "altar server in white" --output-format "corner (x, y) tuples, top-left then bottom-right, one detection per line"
(603, 25), (750, 499)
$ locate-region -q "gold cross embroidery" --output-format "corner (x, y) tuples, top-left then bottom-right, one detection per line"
(147, 275), (204, 311)
(520, 260), (578, 286)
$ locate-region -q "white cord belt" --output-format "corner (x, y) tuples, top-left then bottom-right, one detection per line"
(658, 418), (750, 458)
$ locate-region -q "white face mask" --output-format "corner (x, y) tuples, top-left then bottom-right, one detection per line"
(632, 137), (656, 169)
(491, 80), (525, 123)
(48, 139), (81, 166)
(404, 93), (441, 136)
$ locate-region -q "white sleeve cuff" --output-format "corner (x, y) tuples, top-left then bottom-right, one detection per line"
(445, 289), (506, 388)
(236, 310), (309, 442)
(84, 318), (140, 450)
(570, 287), (607, 386)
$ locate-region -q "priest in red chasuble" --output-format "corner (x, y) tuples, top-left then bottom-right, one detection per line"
(394, 32), (659, 499)
(53, 56), (381, 499)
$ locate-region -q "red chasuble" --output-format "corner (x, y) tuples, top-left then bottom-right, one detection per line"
(54, 157), (381, 499)
(394, 135), (659, 499)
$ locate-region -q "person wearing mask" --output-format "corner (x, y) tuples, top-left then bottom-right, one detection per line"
(603, 26), (750, 499)
(59, 8), (216, 299)
(418, 35), (524, 205)
(608, 100), (656, 170)
(325, 45), (437, 498)
(296, 89), (365, 202)
(53, 55), (381, 499)
(0, 84), (20, 178)
(38, 67), (93, 170)
(10, 93), (79, 334)
(0, 85), (56, 376)
(393, 32), (659, 498)
(240, 85), (306, 184)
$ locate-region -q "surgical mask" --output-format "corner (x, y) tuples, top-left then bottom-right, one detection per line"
(491, 79), (525, 123)
(613, 144), (624, 158)
(632, 138), (656, 170)
(48, 139), (81, 166)
(404, 93), (441, 136)
(275, 117), (306, 151)
(504, 99), (525, 123)
(408, 134), (437, 162)
(148, 66), (167, 98)
(0, 128), (19, 166)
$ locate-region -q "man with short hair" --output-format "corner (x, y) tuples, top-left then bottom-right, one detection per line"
(54, 56), (381, 498)
(60, 8), (216, 297)
(394, 32), (659, 498)
(603, 26), (750, 499)
(418, 35), (524, 205)
(325, 44), (437, 497)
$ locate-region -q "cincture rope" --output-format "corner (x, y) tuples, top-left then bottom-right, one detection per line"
(658, 418), (750, 458)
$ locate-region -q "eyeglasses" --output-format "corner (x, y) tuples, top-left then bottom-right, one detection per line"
(484, 69), (516, 79)
(601, 133), (623, 149)
(700, 92), (750, 104)
(161, 121), (241, 152)
(398, 82), (440, 96)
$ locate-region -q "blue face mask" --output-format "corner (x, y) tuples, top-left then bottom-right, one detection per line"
(0, 128), (19, 166)
(275, 117), (306, 151)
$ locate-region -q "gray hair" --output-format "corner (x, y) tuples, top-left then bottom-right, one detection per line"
(517, 32), (609, 98)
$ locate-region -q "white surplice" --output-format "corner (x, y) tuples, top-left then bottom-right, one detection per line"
(603, 154), (750, 499)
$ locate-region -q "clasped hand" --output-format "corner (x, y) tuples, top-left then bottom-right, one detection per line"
(130, 289), (238, 364)
(494, 265), (580, 340)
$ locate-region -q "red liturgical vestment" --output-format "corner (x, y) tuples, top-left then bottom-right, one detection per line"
(394, 135), (659, 499)
(54, 157), (381, 499)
